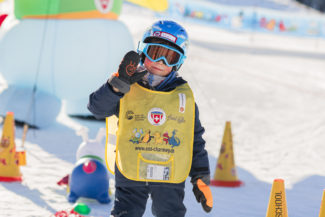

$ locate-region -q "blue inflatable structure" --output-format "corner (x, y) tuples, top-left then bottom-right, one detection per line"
(0, 1), (134, 128)
(68, 157), (110, 204)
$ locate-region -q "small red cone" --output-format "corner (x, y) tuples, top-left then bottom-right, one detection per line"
(0, 112), (22, 182)
(211, 121), (243, 187)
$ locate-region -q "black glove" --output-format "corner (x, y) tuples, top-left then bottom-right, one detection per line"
(109, 51), (147, 93)
(192, 175), (213, 213)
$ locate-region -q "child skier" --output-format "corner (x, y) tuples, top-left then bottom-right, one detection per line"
(88, 20), (213, 217)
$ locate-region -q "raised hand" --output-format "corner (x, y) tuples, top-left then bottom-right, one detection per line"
(109, 51), (147, 93)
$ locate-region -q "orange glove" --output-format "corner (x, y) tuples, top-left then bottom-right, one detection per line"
(192, 176), (213, 213)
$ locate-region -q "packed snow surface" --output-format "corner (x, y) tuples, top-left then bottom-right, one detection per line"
(1, 1), (325, 217)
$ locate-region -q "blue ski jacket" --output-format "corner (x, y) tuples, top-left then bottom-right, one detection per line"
(88, 77), (210, 188)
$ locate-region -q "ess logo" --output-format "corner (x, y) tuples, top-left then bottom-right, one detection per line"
(148, 108), (166, 126)
(94, 0), (113, 14)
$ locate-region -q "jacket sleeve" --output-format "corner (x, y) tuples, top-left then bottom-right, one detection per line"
(189, 103), (210, 179)
(87, 82), (124, 119)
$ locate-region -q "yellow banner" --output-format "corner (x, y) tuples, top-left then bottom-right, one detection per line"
(126, 0), (168, 12)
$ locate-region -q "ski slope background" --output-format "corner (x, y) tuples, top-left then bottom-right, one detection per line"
(204, 0), (314, 11)
(1, 1), (325, 217)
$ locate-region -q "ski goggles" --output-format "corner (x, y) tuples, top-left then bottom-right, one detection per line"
(141, 43), (185, 67)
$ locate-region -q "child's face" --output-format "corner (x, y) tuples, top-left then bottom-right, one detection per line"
(144, 57), (173, 77)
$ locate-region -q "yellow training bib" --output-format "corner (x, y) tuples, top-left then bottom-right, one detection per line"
(116, 83), (195, 183)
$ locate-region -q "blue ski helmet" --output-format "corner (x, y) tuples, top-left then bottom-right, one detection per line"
(137, 20), (189, 71)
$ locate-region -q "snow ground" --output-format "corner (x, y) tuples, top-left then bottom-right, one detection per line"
(1, 2), (325, 217)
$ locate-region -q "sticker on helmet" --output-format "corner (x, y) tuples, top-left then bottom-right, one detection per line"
(153, 31), (177, 43)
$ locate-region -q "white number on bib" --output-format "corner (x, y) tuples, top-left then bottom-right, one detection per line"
(146, 165), (170, 180)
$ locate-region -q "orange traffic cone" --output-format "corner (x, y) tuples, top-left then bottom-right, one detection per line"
(0, 112), (22, 182)
(266, 179), (288, 217)
(211, 121), (243, 187)
(319, 190), (325, 217)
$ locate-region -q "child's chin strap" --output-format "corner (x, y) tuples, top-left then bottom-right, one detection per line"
(144, 72), (165, 88)
(156, 70), (177, 90)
